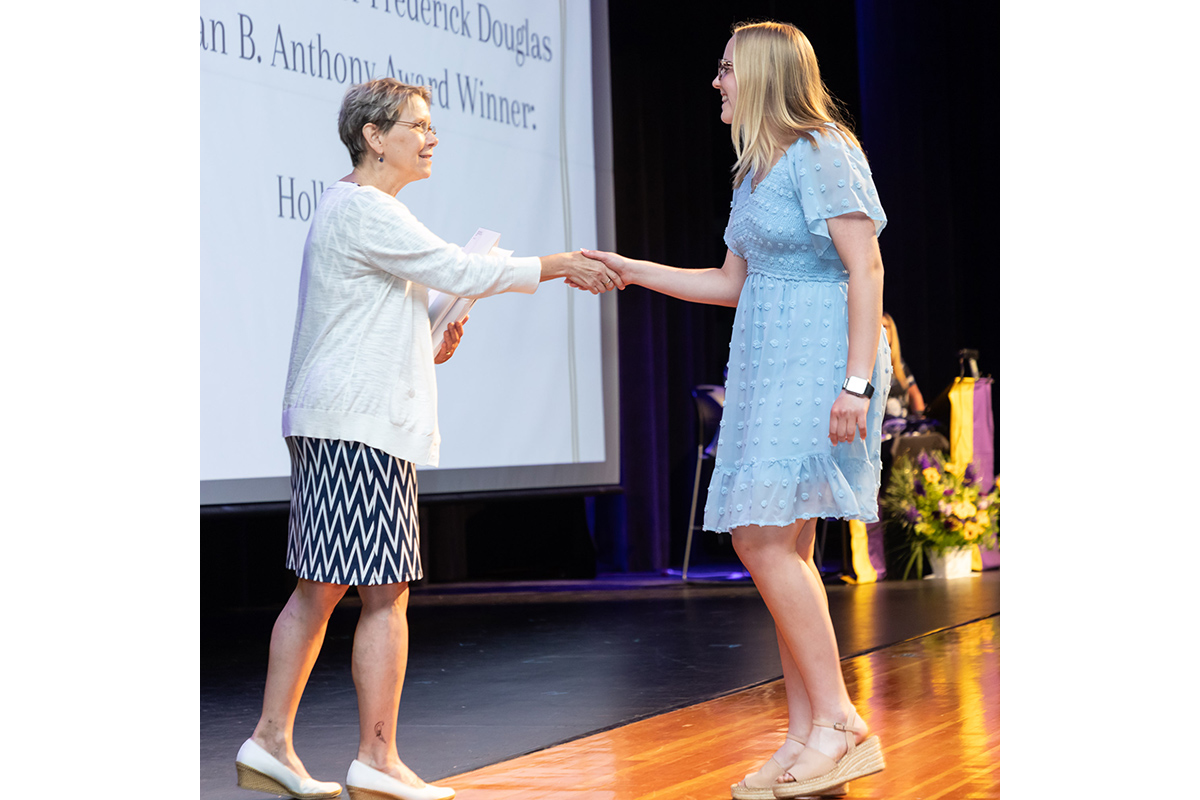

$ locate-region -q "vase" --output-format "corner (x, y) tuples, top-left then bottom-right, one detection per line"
(926, 547), (975, 579)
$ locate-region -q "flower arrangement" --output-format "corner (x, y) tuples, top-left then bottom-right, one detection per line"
(882, 450), (1000, 579)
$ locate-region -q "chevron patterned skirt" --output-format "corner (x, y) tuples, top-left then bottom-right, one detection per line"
(285, 437), (422, 585)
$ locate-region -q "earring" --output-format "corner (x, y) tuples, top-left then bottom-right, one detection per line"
(378, 155), (384, 163)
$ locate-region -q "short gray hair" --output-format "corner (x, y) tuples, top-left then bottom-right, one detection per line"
(338, 79), (432, 166)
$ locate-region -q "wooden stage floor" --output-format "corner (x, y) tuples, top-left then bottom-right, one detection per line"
(440, 617), (999, 799)
(202, 571), (999, 799)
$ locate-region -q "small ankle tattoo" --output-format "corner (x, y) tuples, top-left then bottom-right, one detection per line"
(374, 721), (387, 743)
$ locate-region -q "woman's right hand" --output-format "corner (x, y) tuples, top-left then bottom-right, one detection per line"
(575, 247), (744, 307)
(578, 250), (632, 291)
(540, 251), (624, 293)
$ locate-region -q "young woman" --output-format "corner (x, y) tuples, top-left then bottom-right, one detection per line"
(583, 21), (890, 799)
(882, 312), (926, 418)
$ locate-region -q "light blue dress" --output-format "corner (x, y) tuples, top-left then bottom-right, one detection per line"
(703, 127), (892, 532)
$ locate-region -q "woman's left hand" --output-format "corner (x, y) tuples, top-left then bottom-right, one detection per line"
(828, 390), (870, 446)
(908, 383), (926, 416)
(434, 317), (467, 364)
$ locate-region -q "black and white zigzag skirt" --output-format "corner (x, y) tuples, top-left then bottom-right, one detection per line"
(285, 437), (422, 585)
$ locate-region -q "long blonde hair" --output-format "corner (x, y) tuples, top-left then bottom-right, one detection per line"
(881, 313), (910, 391)
(729, 21), (861, 188)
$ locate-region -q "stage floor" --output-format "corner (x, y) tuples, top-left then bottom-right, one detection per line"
(201, 570), (999, 799)
(442, 615), (1000, 798)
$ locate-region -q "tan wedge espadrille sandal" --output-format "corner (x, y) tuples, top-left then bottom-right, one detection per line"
(771, 711), (884, 798)
(731, 734), (848, 800)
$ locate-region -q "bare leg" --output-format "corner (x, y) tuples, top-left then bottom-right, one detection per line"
(351, 581), (428, 788)
(738, 521), (826, 787)
(251, 578), (350, 778)
(733, 520), (861, 767)
(779, 520), (827, 741)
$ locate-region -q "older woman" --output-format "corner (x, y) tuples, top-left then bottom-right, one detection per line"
(583, 21), (888, 799)
(233, 78), (618, 800)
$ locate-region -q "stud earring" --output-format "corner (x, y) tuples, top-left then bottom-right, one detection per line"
(378, 155), (384, 163)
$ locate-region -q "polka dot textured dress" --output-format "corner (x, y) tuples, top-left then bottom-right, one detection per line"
(703, 128), (892, 532)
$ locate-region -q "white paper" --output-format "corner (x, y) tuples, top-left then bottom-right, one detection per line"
(430, 296), (476, 349)
(460, 228), (502, 256)
(428, 229), (506, 350)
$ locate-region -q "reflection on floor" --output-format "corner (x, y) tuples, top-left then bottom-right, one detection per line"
(201, 571), (999, 800)
(443, 617), (1000, 799)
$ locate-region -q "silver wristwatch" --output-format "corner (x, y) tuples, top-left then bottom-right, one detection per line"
(842, 375), (874, 399)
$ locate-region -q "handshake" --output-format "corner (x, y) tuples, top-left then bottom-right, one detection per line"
(438, 248), (630, 364)
(541, 249), (629, 294)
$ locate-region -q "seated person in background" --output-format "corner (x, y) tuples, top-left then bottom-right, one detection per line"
(882, 312), (924, 419)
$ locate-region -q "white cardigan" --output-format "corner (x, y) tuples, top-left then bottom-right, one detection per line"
(282, 181), (541, 467)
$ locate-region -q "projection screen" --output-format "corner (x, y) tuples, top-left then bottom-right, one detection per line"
(200, 0), (617, 504)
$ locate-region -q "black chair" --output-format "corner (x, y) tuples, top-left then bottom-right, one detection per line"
(681, 384), (725, 581)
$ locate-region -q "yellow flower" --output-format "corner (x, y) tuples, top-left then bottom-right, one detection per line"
(922, 467), (941, 485)
(952, 501), (978, 520)
(974, 511), (990, 526)
(963, 522), (984, 540)
(945, 461), (967, 479)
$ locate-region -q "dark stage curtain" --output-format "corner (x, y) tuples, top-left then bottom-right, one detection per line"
(855, 0), (1001, 450)
(596, 2), (998, 573)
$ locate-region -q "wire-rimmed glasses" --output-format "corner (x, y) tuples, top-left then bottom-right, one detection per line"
(397, 119), (437, 137)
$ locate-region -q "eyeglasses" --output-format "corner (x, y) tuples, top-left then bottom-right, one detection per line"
(397, 119), (437, 137)
(717, 59), (734, 78)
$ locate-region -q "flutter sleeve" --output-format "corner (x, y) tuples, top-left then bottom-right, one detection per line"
(787, 126), (887, 260)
